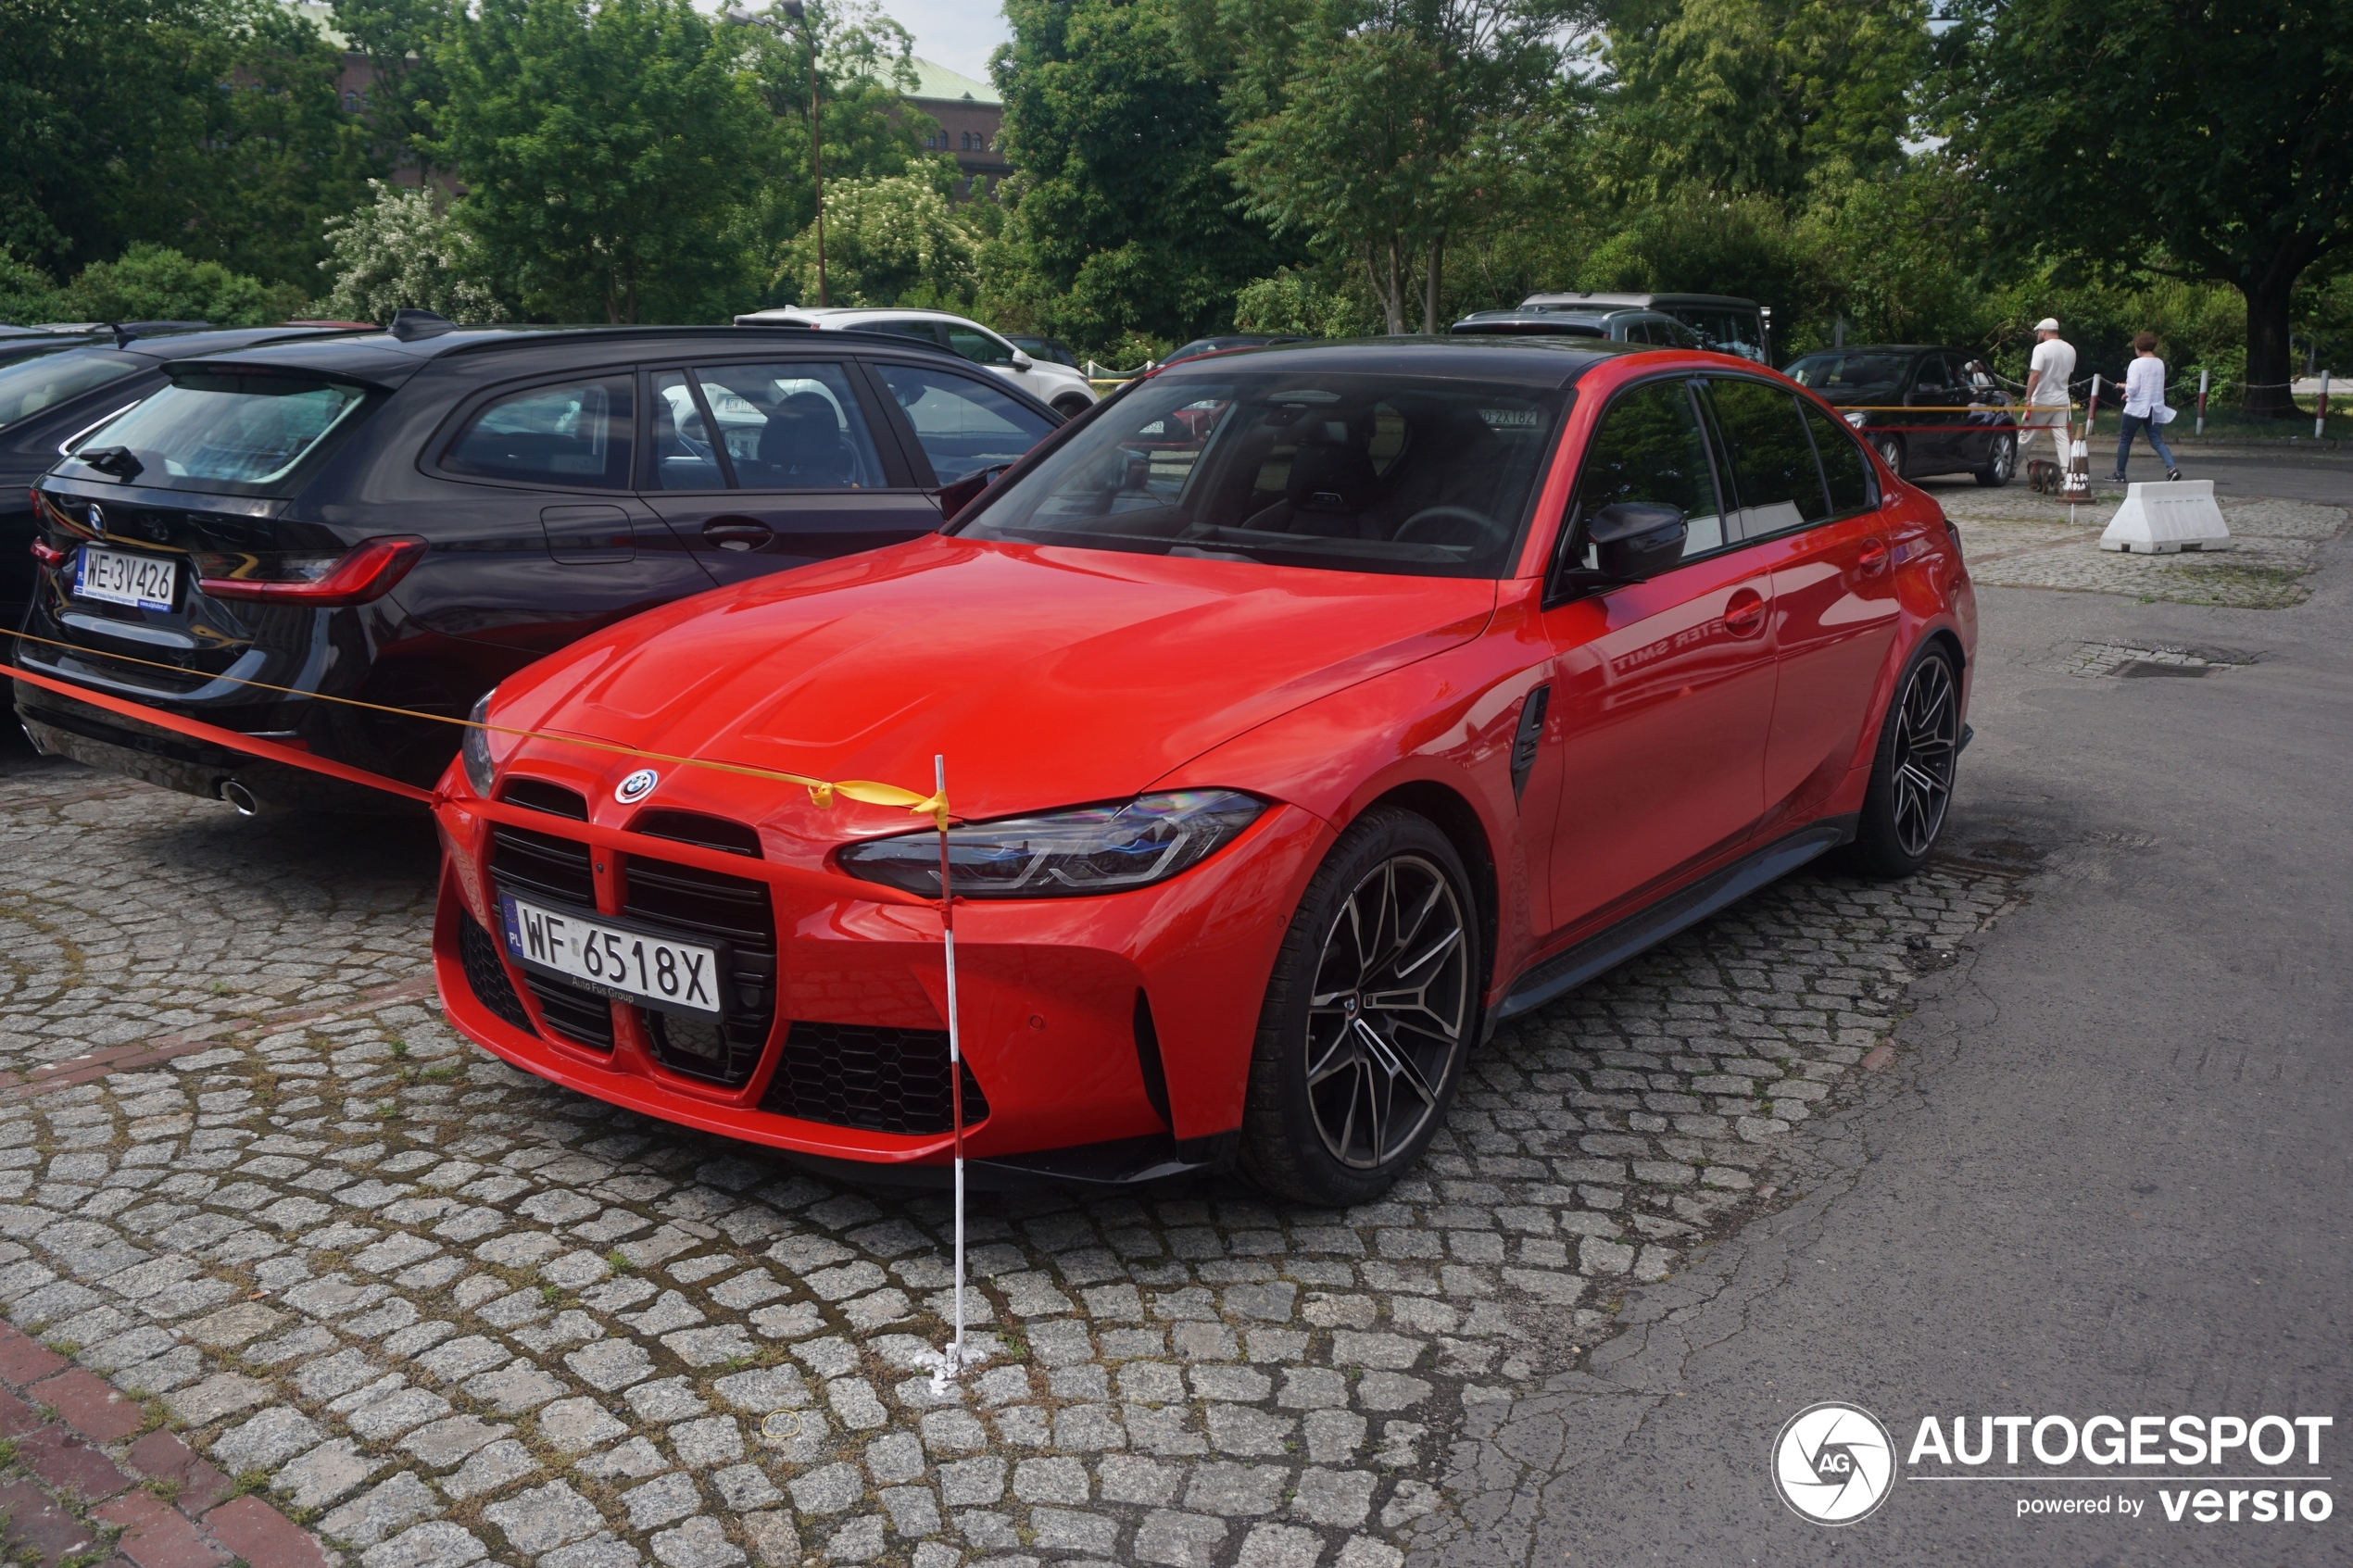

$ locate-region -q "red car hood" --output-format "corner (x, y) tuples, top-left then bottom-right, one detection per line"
(505, 535), (1496, 822)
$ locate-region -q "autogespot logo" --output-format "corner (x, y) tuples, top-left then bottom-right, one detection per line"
(1775, 1401), (1898, 1524)
(614, 768), (659, 804)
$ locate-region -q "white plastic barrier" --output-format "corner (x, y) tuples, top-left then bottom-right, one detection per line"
(2099, 479), (2232, 554)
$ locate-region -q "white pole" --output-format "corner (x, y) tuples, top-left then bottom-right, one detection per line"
(2319, 370), (2332, 441)
(2196, 368), (2208, 435)
(934, 754), (966, 1386)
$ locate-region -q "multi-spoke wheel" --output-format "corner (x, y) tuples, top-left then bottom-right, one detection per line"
(1973, 433), (2016, 488)
(1242, 809), (1478, 1204)
(1873, 433), (1906, 480)
(1845, 645), (1962, 876)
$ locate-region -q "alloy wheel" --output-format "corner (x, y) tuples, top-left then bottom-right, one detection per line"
(1890, 656), (1959, 858)
(1874, 435), (1904, 478)
(1302, 853), (1470, 1170)
(1991, 436), (2014, 481)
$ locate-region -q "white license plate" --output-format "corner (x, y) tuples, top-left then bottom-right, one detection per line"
(75, 546), (177, 612)
(500, 894), (724, 1017)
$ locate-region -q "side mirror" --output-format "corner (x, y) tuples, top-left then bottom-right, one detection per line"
(933, 463), (1013, 522)
(1008, 350), (1034, 370)
(1587, 501), (1686, 582)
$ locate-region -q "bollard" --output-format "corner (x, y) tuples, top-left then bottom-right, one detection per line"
(2196, 369), (2208, 435)
(2320, 370), (2332, 440)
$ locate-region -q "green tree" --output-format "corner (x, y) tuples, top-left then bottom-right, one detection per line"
(331, 0), (462, 179)
(996, 0), (1293, 352)
(316, 181), (510, 322)
(778, 171), (979, 306)
(1233, 267), (1374, 334)
(1592, 0), (1928, 203)
(0, 249), (64, 324)
(434, 0), (771, 321)
(1223, 0), (1572, 333)
(58, 243), (305, 325)
(1937, 0), (2353, 416)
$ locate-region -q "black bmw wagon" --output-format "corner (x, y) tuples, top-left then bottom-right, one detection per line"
(16, 317), (1063, 810)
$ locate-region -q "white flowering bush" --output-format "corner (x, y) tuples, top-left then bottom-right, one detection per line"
(778, 174), (978, 307)
(317, 182), (509, 324)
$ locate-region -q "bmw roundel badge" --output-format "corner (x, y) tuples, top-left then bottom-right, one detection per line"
(615, 768), (659, 804)
(86, 503), (106, 533)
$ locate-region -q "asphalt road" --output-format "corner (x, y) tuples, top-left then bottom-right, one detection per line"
(1431, 456), (2353, 1565)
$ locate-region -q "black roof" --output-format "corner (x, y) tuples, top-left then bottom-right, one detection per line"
(162, 322), (969, 388)
(1149, 334), (1643, 389)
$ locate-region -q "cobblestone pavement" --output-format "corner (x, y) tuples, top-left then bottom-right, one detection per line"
(0, 755), (2026, 1568)
(1929, 487), (2346, 608)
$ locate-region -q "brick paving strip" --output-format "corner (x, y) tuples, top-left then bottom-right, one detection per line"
(1, 757), (2027, 1568)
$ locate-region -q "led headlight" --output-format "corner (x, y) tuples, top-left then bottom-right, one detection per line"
(837, 790), (1265, 898)
(1843, 411), (1869, 428)
(459, 689), (504, 797)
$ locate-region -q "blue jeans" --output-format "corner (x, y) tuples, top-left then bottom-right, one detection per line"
(2115, 412), (2179, 476)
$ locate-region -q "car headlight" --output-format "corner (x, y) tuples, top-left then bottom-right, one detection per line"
(460, 689), (503, 797)
(837, 790), (1265, 898)
(1843, 411), (1869, 428)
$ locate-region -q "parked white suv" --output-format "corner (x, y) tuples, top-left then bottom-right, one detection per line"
(734, 307), (1099, 417)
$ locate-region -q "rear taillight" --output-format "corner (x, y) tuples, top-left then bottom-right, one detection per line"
(196, 535), (427, 608)
(30, 540), (66, 570)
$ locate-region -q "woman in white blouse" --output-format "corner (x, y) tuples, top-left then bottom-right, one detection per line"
(2111, 332), (2183, 482)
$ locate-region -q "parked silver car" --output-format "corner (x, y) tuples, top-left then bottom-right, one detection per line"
(734, 307), (1099, 417)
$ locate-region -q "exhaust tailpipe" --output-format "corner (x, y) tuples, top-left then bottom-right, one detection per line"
(218, 779), (261, 817)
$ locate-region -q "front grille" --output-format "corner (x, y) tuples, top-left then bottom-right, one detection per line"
(490, 778), (609, 1048)
(623, 814), (774, 1088)
(759, 1022), (991, 1135)
(458, 914), (535, 1036)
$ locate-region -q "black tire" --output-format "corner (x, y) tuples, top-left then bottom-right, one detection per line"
(1051, 395), (1093, 419)
(1872, 433), (1906, 480)
(1843, 643), (1962, 878)
(1239, 808), (1479, 1206)
(1972, 433), (2016, 488)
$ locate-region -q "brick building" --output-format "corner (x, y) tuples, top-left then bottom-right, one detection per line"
(905, 58), (1009, 198)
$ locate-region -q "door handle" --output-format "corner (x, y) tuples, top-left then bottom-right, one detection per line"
(1856, 538), (1890, 574)
(701, 517), (774, 553)
(1723, 587), (1767, 638)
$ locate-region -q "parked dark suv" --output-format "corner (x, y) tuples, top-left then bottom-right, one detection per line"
(1782, 345), (2018, 486)
(1, 325), (371, 632)
(17, 318), (1063, 811)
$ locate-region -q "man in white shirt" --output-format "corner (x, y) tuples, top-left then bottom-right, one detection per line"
(2020, 317), (2076, 472)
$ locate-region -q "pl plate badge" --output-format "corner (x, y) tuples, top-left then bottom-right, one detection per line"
(1773, 1401), (1896, 1524)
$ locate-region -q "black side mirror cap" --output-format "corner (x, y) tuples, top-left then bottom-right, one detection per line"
(1584, 501), (1686, 583)
(934, 463), (1013, 524)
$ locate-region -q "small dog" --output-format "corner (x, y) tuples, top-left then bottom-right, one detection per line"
(2027, 458), (2063, 495)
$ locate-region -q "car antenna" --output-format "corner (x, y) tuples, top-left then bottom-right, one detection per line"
(387, 308), (456, 342)
(108, 322), (132, 350)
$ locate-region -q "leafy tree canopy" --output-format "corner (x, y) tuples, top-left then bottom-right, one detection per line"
(317, 180), (509, 322)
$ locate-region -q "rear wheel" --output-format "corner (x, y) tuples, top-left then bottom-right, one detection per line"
(1872, 433), (1906, 480)
(1240, 809), (1478, 1206)
(1843, 644), (1961, 877)
(1051, 394), (1093, 419)
(1973, 433), (2015, 487)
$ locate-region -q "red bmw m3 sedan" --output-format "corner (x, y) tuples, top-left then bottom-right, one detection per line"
(430, 338), (1974, 1203)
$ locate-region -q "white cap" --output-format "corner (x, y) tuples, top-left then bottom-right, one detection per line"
(2034, 318), (2061, 332)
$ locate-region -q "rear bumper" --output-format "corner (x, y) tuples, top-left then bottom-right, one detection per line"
(431, 786), (1330, 1173)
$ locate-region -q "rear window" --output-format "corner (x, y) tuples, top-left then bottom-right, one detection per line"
(55, 372), (370, 493)
(956, 370), (1567, 579)
(0, 349), (142, 433)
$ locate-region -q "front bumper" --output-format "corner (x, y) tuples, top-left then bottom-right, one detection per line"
(430, 775), (1330, 1177)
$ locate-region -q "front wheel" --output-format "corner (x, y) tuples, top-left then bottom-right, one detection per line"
(1872, 433), (1906, 480)
(1240, 809), (1479, 1206)
(1973, 433), (2015, 487)
(1843, 644), (1961, 877)
(1051, 394), (1093, 419)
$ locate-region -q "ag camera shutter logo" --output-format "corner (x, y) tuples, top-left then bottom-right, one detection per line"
(1774, 1401), (1897, 1524)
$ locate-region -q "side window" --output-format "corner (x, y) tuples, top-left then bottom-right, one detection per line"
(443, 376), (633, 489)
(872, 362), (1055, 484)
(693, 362), (887, 490)
(1802, 402), (1876, 517)
(942, 325), (1013, 367)
(1650, 317), (1702, 349)
(1560, 379), (1729, 574)
(1706, 378), (1830, 537)
(866, 320), (945, 346)
(1911, 356), (1956, 400)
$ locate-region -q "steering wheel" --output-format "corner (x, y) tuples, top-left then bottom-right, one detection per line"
(1395, 505), (1508, 550)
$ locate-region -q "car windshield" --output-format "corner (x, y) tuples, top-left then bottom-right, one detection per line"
(57, 371), (370, 493)
(0, 348), (141, 432)
(1785, 352), (1912, 398)
(954, 370), (1566, 578)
